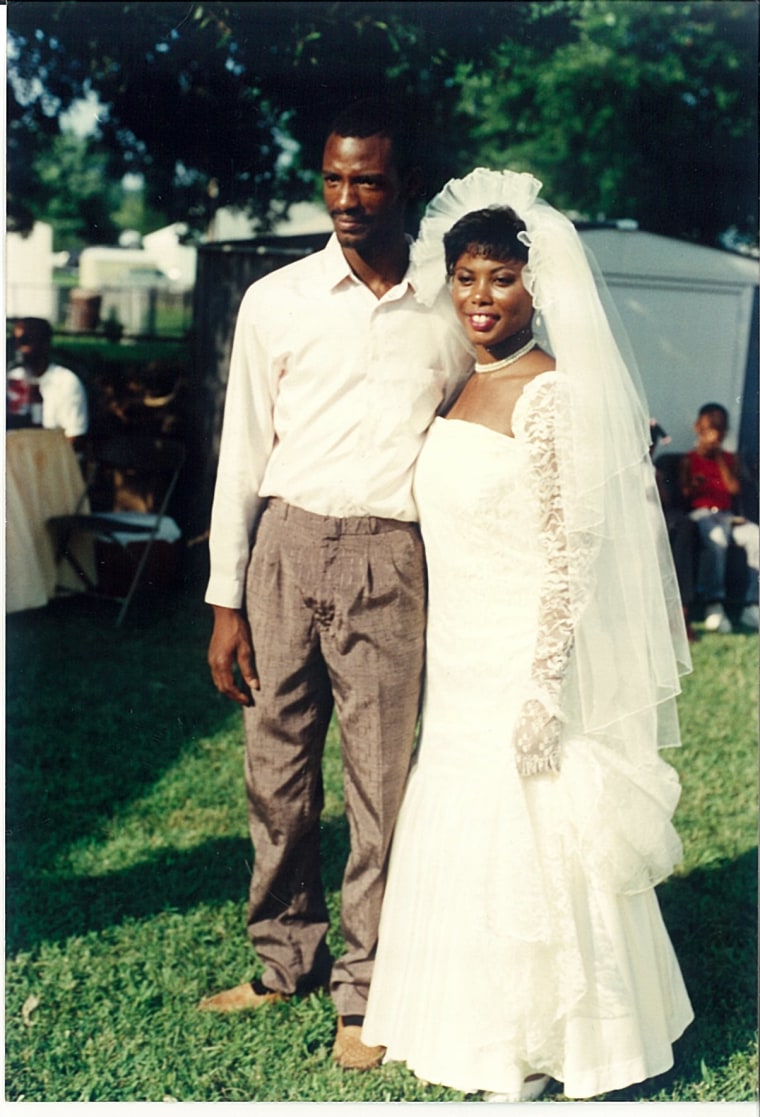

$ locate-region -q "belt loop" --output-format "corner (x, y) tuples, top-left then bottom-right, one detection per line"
(369, 516), (377, 534)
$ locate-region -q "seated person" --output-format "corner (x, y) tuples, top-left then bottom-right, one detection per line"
(7, 317), (88, 444)
(651, 420), (700, 643)
(680, 402), (759, 633)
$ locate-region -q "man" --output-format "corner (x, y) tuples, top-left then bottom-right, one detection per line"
(7, 318), (88, 442)
(199, 100), (471, 1069)
(680, 402), (759, 633)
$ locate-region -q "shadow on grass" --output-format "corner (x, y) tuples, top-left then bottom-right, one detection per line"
(6, 580), (352, 953)
(600, 846), (758, 1100)
(6, 586), (232, 853)
(6, 813), (351, 954)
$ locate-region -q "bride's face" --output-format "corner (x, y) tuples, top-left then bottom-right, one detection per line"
(449, 251), (534, 350)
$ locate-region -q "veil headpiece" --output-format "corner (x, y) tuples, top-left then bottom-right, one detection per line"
(412, 168), (691, 749)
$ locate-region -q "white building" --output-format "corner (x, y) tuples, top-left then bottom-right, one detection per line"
(122, 202), (332, 297)
(78, 245), (164, 289)
(142, 224), (198, 288)
(6, 222), (56, 320)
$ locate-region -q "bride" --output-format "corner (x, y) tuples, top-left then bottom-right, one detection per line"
(361, 170), (694, 1100)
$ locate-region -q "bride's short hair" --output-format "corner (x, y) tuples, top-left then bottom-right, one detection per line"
(443, 206), (528, 274)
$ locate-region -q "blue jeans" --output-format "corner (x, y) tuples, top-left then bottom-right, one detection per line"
(690, 508), (759, 605)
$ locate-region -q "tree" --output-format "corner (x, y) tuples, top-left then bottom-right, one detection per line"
(7, 1), (294, 234)
(451, 1), (758, 246)
(6, 3), (585, 238)
(110, 178), (170, 242)
(7, 1), (758, 248)
(7, 2), (472, 235)
(29, 133), (121, 250)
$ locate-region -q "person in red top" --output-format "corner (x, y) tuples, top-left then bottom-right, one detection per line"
(680, 402), (758, 633)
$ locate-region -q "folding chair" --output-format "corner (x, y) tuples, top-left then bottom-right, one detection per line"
(48, 433), (186, 625)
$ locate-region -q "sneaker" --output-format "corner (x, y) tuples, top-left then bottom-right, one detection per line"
(703, 602), (732, 634)
(485, 1075), (550, 1103)
(739, 604), (759, 630)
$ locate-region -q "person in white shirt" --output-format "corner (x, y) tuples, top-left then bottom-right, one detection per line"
(7, 317), (88, 442)
(198, 100), (471, 1069)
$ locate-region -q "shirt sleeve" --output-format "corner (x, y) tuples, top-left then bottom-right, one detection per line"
(49, 368), (89, 438)
(205, 286), (278, 609)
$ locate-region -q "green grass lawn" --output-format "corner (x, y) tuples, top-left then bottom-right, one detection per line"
(5, 582), (758, 1102)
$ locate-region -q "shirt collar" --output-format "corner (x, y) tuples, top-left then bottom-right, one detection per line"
(323, 233), (421, 302)
(323, 233), (357, 290)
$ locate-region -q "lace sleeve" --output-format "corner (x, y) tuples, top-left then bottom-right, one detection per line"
(512, 374), (577, 776)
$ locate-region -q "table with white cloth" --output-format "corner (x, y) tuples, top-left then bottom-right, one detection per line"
(6, 427), (95, 613)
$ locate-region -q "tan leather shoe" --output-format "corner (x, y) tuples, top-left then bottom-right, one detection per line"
(332, 1017), (385, 1070)
(197, 981), (286, 1013)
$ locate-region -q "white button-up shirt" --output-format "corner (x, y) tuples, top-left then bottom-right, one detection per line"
(206, 235), (472, 608)
(7, 362), (89, 438)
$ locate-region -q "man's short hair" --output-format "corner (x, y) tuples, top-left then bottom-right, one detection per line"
(328, 98), (417, 175)
(17, 317), (53, 343)
(698, 402), (730, 425)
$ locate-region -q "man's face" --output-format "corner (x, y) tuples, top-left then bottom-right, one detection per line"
(322, 132), (407, 253)
(695, 410), (728, 449)
(13, 323), (48, 366)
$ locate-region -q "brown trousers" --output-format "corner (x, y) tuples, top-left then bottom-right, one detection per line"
(242, 499), (426, 1016)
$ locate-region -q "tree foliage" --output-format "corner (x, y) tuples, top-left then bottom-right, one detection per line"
(6, 0), (758, 248)
(453, 1), (758, 246)
(29, 134), (122, 250)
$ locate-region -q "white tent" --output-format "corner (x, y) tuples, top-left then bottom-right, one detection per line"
(578, 227), (759, 455)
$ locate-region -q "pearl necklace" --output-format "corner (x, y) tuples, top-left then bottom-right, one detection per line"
(474, 337), (536, 374)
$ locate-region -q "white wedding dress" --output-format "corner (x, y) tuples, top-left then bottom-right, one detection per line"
(362, 374), (694, 1099)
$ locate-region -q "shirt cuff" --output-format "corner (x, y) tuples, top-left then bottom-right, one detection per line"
(204, 576), (245, 610)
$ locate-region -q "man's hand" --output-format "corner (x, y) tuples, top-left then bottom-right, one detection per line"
(208, 605), (259, 706)
(696, 426), (723, 458)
